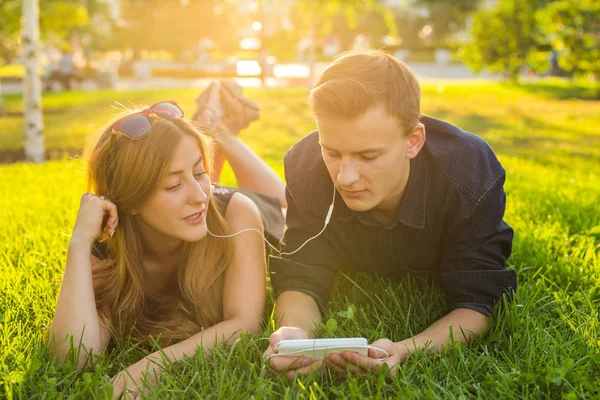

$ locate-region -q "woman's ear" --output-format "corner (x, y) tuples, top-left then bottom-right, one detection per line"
(406, 122), (426, 159)
(130, 209), (138, 216)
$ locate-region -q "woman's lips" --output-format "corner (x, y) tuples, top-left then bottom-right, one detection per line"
(183, 209), (206, 224)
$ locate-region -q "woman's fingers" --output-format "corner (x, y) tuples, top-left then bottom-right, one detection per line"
(100, 196), (119, 236)
(81, 193), (118, 238)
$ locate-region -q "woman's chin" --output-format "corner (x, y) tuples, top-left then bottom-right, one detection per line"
(183, 225), (209, 242)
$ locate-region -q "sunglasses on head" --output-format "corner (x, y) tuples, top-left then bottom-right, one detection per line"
(112, 100), (184, 140)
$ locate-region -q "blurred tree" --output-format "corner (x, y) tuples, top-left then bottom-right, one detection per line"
(0, 0), (22, 62)
(23, 0), (45, 163)
(290, 0), (397, 49)
(0, 0), (22, 116)
(461, 0), (545, 81)
(72, 0), (115, 57)
(288, 0), (397, 85)
(537, 0), (600, 96)
(413, 0), (479, 47)
(263, 0), (395, 62)
(1, 1), (99, 117)
(0, 0), (91, 59)
(40, 0), (90, 43)
(113, 0), (240, 59)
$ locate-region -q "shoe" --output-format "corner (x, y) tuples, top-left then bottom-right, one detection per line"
(220, 78), (259, 113)
(192, 80), (224, 126)
(192, 79), (260, 134)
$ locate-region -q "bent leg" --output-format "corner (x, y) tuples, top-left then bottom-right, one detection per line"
(212, 132), (286, 209)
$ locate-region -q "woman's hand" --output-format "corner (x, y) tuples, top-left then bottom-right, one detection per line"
(109, 359), (160, 400)
(110, 369), (141, 399)
(71, 193), (118, 247)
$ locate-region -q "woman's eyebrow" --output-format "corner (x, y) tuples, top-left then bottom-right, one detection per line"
(167, 156), (204, 176)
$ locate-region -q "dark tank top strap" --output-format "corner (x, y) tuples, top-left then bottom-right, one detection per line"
(210, 184), (284, 244)
(212, 184), (236, 217)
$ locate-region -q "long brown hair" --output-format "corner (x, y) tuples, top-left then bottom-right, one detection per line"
(83, 110), (233, 346)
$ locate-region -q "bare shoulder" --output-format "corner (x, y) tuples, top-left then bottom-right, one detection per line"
(224, 192), (263, 232)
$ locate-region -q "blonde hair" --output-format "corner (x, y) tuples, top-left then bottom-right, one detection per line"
(309, 49), (421, 133)
(84, 111), (233, 346)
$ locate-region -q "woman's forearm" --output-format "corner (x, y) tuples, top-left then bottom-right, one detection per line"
(164, 315), (258, 361)
(123, 315), (259, 384)
(49, 238), (106, 367)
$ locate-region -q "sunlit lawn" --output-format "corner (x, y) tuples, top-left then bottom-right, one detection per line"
(1, 80), (599, 398)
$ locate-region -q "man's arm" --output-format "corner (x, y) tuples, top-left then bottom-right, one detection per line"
(327, 308), (488, 376)
(269, 181), (343, 330)
(399, 177), (514, 355)
(397, 308), (488, 352)
(266, 290), (324, 381)
(328, 177), (516, 375)
(274, 291), (322, 338)
(266, 179), (343, 378)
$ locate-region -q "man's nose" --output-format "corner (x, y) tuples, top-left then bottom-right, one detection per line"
(337, 158), (360, 187)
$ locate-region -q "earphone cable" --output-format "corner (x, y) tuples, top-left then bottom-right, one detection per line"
(207, 185), (336, 256)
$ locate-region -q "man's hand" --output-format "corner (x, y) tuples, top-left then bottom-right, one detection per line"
(264, 326), (324, 381)
(325, 338), (410, 377)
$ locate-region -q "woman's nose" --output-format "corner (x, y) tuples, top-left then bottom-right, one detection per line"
(189, 180), (208, 204)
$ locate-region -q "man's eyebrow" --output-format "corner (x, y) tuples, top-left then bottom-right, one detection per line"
(320, 143), (383, 155)
(167, 156), (204, 176)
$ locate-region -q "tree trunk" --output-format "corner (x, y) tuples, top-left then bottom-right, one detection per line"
(307, 22), (316, 91)
(0, 76), (4, 116)
(22, 0), (45, 163)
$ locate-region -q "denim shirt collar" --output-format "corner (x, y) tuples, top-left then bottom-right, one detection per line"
(338, 154), (428, 229)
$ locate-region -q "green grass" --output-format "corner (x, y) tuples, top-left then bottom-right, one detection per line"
(1, 81), (599, 398)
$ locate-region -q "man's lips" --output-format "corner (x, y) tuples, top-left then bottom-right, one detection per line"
(339, 188), (367, 197)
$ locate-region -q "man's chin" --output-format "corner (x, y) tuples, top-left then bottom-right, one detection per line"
(342, 197), (375, 213)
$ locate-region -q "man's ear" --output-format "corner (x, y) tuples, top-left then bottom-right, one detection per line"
(406, 122), (426, 159)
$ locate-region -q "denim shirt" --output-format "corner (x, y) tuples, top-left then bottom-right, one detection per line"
(269, 116), (517, 316)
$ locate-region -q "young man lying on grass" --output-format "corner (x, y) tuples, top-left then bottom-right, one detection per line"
(263, 50), (517, 379)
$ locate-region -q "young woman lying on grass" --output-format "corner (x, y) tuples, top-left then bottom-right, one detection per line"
(48, 82), (285, 397)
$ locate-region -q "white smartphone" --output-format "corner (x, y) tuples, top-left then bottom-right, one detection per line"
(276, 338), (368, 360)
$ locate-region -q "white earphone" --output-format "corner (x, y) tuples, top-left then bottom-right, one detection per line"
(207, 185), (336, 256)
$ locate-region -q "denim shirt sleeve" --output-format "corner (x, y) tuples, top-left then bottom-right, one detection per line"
(269, 186), (341, 310)
(439, 173), (517, 316)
